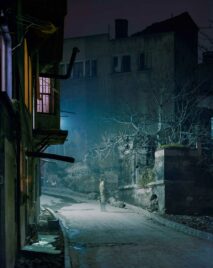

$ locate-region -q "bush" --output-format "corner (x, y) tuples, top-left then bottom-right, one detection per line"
(137, 167), (155, 188)
(159, 143), (188, 149)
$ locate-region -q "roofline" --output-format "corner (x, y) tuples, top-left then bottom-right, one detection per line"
(65, 33), (109, 41)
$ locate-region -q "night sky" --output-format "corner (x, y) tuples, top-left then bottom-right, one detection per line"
(65, 0), (212, 38)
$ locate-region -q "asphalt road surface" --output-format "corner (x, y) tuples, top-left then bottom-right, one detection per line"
(41, 194), (213, 268)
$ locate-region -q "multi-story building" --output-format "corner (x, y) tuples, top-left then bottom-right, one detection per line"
(60, 12), (203, 187)
(0, 1), (72, 267)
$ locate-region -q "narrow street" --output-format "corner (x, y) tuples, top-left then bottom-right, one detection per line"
(41, 194), (213, 268)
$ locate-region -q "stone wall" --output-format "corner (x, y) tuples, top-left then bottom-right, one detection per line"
(119, 147), (213, 215)
(118, 185), (152, 209)
(152, 147), (213, 214)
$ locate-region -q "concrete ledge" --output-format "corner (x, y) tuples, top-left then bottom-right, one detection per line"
(59, 221), (71, 268)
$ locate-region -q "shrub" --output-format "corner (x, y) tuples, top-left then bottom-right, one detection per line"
(137, 167), (155, 188)
(159, 143), (188, 149)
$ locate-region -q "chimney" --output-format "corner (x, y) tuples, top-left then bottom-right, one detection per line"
(115, 19), (128, 39)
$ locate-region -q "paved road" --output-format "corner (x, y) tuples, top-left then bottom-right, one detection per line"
(41, 195), (213, 268)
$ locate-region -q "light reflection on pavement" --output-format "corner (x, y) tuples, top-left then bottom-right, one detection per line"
(41, 194), (213, 268)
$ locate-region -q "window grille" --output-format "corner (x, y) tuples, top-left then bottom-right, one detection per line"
(37, 77), (54, 113)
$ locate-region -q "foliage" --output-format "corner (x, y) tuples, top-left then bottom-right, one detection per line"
(137, 167), (155, 188)
(159, 143), (188, 149)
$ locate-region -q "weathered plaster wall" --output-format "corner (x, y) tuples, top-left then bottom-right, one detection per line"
(0, 105), (17, 268)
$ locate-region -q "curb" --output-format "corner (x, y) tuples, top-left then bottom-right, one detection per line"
(126, 203), (213, 242)
(44, 206), (72, 268)
(59, 221), (72, 268)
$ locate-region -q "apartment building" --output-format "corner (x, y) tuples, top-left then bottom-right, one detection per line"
(59, 13), (200, 185)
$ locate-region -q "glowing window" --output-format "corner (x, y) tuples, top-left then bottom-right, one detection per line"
(37, 77), (54, 113)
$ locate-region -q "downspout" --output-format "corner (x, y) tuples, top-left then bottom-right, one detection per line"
(39, 47), (79, 79)
(15, 107), (21, 249)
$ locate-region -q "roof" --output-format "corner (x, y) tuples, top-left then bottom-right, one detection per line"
(132, 12), (198, 37)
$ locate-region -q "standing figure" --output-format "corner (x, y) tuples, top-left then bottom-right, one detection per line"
(99, 178), (106, 211)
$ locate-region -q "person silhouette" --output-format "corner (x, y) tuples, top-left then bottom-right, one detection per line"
(99, 178), (106, 211)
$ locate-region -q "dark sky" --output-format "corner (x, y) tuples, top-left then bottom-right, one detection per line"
(64, 0), (212, 38)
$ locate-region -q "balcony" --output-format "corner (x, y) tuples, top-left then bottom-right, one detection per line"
(34, 77), (67, 150)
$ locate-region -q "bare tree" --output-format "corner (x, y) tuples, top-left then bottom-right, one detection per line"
(88, 75), (212, 168)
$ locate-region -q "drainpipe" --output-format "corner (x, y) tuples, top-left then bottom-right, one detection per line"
(15, 102), (21, 249)
(39, 47), (79, 79)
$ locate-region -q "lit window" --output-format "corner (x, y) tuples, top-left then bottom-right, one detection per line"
(37, 77), (54, 113)
(113, 55), (131, 73)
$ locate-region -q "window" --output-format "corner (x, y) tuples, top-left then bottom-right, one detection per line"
(138, 52), (152, 70)
(71, 59), (97, 79)
(72, 61), (83, 79)
(0, 24), (12, 98)
(113, 55), (131, 73)
(37, 77), (54, 113)
(122, 55), (131, 72)
(91, 60), (97, 77)
(138, 53), (145, 70)
(85, 59), (97, 77)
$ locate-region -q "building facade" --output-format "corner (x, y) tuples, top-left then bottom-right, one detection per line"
(0, 1), (69, 267)
(59, 13), (203, 188)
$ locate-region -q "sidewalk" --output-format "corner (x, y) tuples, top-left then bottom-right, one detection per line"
(41, 187), (213, 268)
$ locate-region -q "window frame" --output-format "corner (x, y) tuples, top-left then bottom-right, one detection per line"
(72, 61), (84, 79)
(71, 59), (97, 79)
(37, 77), (55, 114)
(112, 55), (131, 73)
(85, 59), (97, 78)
